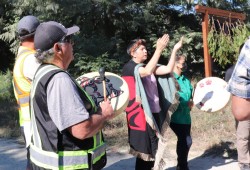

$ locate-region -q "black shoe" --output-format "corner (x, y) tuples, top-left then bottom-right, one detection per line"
(176, 166), (189, 170)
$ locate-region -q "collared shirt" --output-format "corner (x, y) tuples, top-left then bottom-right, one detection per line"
(171, 72), (193, 124)
(227, 39), (250, 99)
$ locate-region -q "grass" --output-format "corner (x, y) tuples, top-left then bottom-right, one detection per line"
(190, 105), (237, 157)
(103, 113), (129, 151)
(103, 104), (237, 157)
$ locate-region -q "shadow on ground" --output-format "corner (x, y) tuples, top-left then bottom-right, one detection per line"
(104, 150), (135, 170)
(166, 141), (238, 170)
(104, 157), (135, 170)
(0, 138), (26, 170)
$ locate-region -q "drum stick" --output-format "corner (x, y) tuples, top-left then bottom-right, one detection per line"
(99, 67), (107, 101)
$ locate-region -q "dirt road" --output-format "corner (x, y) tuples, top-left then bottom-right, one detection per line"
(0, 138), (240, 170)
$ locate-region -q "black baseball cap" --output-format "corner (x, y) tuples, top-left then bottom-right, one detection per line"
(34, 21), (79, 52)
(17, 15), (40, 40)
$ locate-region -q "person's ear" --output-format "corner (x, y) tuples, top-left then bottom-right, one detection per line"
(54, 43), (62, 53)
(131, 51), (135, 58)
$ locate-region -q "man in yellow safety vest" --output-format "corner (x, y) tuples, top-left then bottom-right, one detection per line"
(13, 15), (40, 170)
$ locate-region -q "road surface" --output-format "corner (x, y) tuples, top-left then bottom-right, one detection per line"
(0, 138), (240, 170)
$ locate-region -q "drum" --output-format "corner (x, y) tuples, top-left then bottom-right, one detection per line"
(193, 77), (231, 113)
(76, 72), (129, 118)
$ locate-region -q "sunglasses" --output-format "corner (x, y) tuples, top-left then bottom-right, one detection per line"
(60, 35), (74, 45)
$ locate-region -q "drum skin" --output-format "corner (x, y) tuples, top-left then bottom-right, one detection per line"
(193, 77), (231, 113)
(76, 72), (129, 118)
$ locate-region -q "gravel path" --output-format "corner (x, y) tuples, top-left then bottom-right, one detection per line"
(0, 138), (240, 170)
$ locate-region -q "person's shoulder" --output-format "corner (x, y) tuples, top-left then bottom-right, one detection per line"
(52, 71), (71, 79)
(244, 38), (250, 45)
(240, 39), (250, 55)
(18, 46), (36, 53)
(48, 72), (75, 88)
(24, 53), (39, 64)
(225, 65), (235, 73)
(182, 74), (189, 80)
(122, 60), (137, 76)
(123, 60), (136, 67)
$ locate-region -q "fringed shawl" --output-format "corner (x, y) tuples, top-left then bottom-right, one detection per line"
(134, 64), (180, 170)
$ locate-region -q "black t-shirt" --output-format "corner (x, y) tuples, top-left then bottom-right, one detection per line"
(122, 59), (137, 77)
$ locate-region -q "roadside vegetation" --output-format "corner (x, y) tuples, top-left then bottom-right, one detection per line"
(0, 70), (19, 138)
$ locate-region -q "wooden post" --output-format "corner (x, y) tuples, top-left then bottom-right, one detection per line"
(195, 5), (246, 77)
(202, 10), (212, 77)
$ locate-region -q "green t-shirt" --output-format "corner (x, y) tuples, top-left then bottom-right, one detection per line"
(171, 72), (193, 124)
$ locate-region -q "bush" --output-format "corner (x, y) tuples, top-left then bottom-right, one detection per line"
(0, 70), (20, 138)
(0, 70), (15, 102)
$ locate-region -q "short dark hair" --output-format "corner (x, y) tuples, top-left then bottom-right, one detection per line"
(127, 39), (146, 55)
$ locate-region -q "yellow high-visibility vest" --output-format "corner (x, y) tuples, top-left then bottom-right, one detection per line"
(13, 46), (35, 126)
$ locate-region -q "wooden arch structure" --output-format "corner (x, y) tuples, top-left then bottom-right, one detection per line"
(195, 5), (246, 77)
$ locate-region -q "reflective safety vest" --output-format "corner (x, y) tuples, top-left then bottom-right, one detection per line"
(13, 46), (36, 126)
(30, 64), (107, 170)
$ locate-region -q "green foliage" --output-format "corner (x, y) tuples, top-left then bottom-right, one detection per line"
(0, 70), (15, 102)
(208, 19), (250, 68)
(1, 0), (250, 76)
(72, 52), (121, 77)
(161, 26), (202, 63)
(231, 23), (250, 60)
(0, 71), (19, 138)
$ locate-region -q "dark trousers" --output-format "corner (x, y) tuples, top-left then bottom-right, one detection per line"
(170, 122), (192, 170)
(134, 114), (159, 170)
(21, 126), (31, 170)
(135, 157), (154, 170)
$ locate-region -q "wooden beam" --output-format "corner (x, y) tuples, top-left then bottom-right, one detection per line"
(195, 5), (246, 20)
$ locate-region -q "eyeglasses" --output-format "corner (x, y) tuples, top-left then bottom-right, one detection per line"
(60, 35), (74, 45)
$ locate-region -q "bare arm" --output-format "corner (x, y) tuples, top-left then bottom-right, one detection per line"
(139, 34), (169, 77)
(68, 100), (113, 139)
(231, 95), (250, 121)
(155, 36), (184, 75)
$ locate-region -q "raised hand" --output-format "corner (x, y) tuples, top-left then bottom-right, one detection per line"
(173, 36), (184, 51)
(156, 34), (170, 52)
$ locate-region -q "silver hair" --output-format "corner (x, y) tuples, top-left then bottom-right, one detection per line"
(35, 48), (55, 64)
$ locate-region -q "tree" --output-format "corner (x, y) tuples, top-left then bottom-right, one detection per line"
(1, 0), (249, 77)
